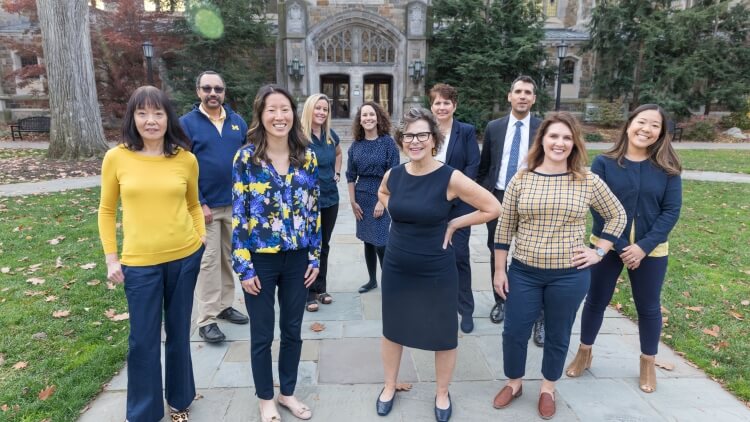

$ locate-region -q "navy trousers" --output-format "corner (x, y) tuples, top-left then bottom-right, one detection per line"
(122, 246), (204, 422)
(244, 249), (308, 400)
(308, 204), (338, 300)
(580, 252), (668, 355)
(503, 261), (590, 381)
(453, 226), (474, 317)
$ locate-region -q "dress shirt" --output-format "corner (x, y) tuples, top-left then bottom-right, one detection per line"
(495, 113), (532, 191)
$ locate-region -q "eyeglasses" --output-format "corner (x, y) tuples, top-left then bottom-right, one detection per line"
(200, 85), (225, 94)
(401, 132), (431, 144)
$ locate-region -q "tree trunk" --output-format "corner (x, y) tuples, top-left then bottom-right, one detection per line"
(631, 39), (645, 111)
(36, 0), (109, 159)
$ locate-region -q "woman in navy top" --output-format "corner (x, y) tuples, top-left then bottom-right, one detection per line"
(566, 104), (682, 395)
(346, 101), (400, 294)
(301, 93), (342, 312)
(231, 85), (321, 421)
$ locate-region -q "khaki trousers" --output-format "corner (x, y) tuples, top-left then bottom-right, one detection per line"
(195, 205), (237, 327)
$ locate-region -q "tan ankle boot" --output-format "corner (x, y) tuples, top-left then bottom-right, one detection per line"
(640, 354), (656, 393)
(565, 345), (593, 377)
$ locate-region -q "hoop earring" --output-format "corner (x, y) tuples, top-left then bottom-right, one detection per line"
(432, 147), (437, 156)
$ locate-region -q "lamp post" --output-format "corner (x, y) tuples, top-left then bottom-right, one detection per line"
(555, 40), (568, 112)
(142, 40), (154, 85)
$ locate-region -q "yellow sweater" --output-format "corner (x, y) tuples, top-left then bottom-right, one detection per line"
(98, 145), (206, 266)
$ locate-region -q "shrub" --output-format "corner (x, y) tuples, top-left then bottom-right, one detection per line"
(585, 132), (605, 143)
(682, 116), (718, 141)
(589, 102), (626, 128)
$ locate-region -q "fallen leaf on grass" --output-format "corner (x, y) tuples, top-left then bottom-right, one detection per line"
(0, 404), (7, 412)
(0, 353), (5, 366)
(80, 263), (96, 270)
(682, 291), (691, 298)
(742, 300), (750, 306)
(654, 361), (674, 371)
(24, 290), (45, 297)
(702, 325), (720, 338)
(614, 302), (622, 311)
(26, 277), (45, 285)
(52, 310), (71, 318)
(0, 267), (9, 274)
(712, 341), (729, 352)
(44, 295), (57, 302)
(395, 383), (413, 391)
(111, 313), (129, 321)
(13, 361), (28, 370)
(46, 236), (65, 245)
(86, 279), (101, 286)
(106, 281), (116, 290)
(27, 263), (41, 272)
(55, 257), (63, 269)
(310, 322), (326, 332)
(32, 332), (47, 340)
(685, 306), (703, 312)
(661, 305), (670, 314)
(79, 405), (91, 414)
(38, 385), (55, 401)
(729, 311), (744, 321)
(741, 269), (750, 276)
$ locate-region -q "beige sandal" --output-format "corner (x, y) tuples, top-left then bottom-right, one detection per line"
(278, 397), (312, 420)
(565, 345), (593, 377)
(259, 402), (281, 422)
(640, 354), (657, 393)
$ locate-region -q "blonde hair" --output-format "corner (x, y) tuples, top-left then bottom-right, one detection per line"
(301, 94), (333, 145)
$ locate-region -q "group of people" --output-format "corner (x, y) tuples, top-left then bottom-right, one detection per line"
(97, 71), (682, 422)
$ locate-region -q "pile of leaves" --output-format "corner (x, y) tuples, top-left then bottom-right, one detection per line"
(0, 149), (101, 185)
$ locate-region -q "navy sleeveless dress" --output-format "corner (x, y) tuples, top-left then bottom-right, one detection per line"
(381, 164), (459, 351)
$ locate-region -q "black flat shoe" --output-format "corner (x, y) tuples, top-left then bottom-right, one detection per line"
(460, 315), (474, 333)
(434, 393), (452, 422)
(490, 302), (505, 324)
(217, 307), (249, 324)
(359, 281), (377, 294)
(198, 323), (225, 343)
(376, 388), (396, 416)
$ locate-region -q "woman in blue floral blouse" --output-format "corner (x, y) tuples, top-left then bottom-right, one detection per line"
(232, 84), (321, 422)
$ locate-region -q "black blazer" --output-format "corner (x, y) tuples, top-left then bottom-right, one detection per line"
(476, 114), (542, 191)
(443, 119), (480, 218)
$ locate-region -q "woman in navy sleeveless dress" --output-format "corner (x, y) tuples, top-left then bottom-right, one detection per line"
(375, 108), (501, 421)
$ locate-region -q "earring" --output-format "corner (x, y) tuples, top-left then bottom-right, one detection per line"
(432, 147), (437, 156)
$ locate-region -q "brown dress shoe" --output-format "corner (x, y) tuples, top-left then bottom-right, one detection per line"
(538, 392), (556, 419)
(493, 385), (522, 409)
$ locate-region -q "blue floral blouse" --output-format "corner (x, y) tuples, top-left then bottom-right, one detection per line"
(231, 144), (321, 281)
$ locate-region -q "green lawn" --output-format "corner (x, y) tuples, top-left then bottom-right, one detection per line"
(587, 149), (750, 174)
(0, 189), (128, 421)
(611, 181), (750, 400)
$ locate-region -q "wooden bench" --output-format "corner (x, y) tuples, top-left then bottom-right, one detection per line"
(9, 116), (51, 141)
(668, 120), (683, 142)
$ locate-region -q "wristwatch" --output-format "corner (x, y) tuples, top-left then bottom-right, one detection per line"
(595, 247), (607, 258)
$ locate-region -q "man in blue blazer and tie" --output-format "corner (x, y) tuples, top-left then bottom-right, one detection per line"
(430, 84), (481, 333)
(476, 75), (545, 346)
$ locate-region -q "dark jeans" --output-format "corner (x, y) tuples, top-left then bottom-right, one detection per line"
(486, 188), (505, 304)
(454, 226), (474, 317)
(581, 252), (668, 355)
(503, 261), (590, 381)
(308, 204), (338, 300)
(122, 246), (204, 422)
(244, 249), (308, 399)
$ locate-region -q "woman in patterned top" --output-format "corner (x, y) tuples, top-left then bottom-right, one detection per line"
(300, 93), (342, 312)
(346, 101), (400, 294)
(231, 85), (321, 422)
(491, 112), (626, 419)
(567, 104), (682, 394)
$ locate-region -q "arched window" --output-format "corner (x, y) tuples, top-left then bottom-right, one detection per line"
(561, 58), (575, 84)
(317, 29), (353, 64)
(536, 0), (557, 17)
(361, 29), (396, 64)
(317, 27), (396, 65)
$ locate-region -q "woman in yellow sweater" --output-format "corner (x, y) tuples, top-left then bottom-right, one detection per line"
(98, 86), (206, 422)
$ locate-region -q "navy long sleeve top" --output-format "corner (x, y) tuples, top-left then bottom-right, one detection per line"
(590, 155), (682, 255)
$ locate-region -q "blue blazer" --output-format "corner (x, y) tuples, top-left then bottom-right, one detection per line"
(444, 119), (480, 218)
(590, 155), (682, 254)
(477, 114), (542, 192)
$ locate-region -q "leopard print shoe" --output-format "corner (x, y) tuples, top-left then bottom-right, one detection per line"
(170, 409), (189, 422)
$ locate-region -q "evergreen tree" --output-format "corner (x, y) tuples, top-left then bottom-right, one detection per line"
(166, 0), (273, 117)
(428, 0), (549, 131)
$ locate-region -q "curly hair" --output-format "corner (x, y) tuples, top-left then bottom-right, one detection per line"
(352, 101), (392, 141)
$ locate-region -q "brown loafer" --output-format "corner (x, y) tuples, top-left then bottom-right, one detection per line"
(493, 384), (522, 409)
(538, 392), (555, 419)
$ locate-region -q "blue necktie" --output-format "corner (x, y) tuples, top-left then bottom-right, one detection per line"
(505, 121), (523, 187)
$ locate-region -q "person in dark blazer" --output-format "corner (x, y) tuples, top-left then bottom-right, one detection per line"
(476, 76), (545, 345)
(430, 83), (481, 333)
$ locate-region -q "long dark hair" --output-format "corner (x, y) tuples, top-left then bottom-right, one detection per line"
(604, 104), (682, 176)
(121, 86), (191, 156)
(246, 84), (308, 168)
(524, 112), (587, 180)
(352, 101), (392, 141)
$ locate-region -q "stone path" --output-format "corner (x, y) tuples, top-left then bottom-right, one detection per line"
(1, 141), (747, 420)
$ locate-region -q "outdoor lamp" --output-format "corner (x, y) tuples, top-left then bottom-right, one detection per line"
(555, 40), (568, 111)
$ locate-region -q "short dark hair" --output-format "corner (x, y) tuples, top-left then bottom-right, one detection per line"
(246, 84), (309, 168)
(429, 83), (458, 105)
(121, 86), (191, 156)
(395, 107), (444, 153)
(510, 75), (537, 94)
(352, 101), (392, 141)
(195, 70), (225, 89)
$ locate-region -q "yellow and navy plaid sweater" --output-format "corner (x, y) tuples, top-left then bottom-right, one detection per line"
(494, 170), (626, 269)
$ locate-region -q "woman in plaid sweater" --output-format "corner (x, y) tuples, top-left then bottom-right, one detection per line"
(491, 112), (626, 419)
